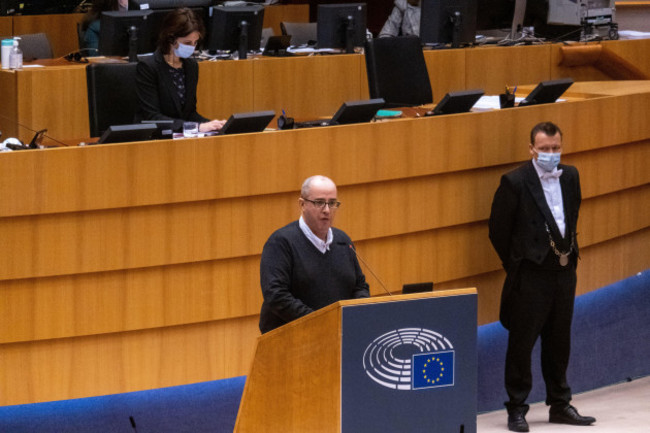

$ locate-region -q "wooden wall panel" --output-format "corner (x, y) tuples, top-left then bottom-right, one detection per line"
(262, 4), (310, 35)
(0, 70), (17, 137)
(3, 88), (649, 218)
(15, 64), (88, 141)
(197, 60), (255, 120)
(464, 44), (552, 94)
(423, 48), (466, 101)
(1, 74), (649, 407)
(252, 54), (363, 119)
(0, 16), (12, 38)
(0, 315), (260, 406)
(12, 13), (83, 58)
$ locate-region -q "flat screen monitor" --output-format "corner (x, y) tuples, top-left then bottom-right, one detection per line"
(128, 0), (212, 9)
(420, 0), (477, 48)
(99, 10), (155, 58)
(141, 120), (174, 139)
(518, 78), (573, 106)
(317, 3), (367, 53)
(218, 111), (275, 135)
(330, 98), (385, 125)
(402, 282), (434, 294)
(207, 5), (265, 57)
(426, 89), (484, 115)
(97, 124), (157, 144)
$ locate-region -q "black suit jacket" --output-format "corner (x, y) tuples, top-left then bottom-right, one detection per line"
(135, 50), (208, 132)
(489, 160), (581, 328)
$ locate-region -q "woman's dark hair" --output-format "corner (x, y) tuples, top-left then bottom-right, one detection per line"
(81, 0), (120, 31)
(158, 7), (205, 55)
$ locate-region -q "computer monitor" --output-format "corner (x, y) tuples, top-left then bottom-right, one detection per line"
(218, 111), (275, 135)
(330, 98), (385, 125)
(207, 5), (265, 59)
(420, 0), (477, 48)
(316, 3), (367, 53)
(524, 1), (582, 41)
(518, 78), (574, 107)
(96, 124), (157, 144)
(99, 10), (155, 60)
(426, 89), (484, 116)
(141, 120), (174, 139)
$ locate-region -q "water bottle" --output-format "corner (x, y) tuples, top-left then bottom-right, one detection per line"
(1, 39), (13, 69)
(9, 37), (23, 70)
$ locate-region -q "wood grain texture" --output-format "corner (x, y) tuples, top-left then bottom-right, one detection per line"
(262, 4), (310, 35)
(0, 83), (649, 405)
(234, 290), (477, 432)
(12, 13), (84, 58)
(3, 39), (650, 143)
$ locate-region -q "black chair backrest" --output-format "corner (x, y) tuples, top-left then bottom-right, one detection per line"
(280, 22), (317, 46)
(86, 62), (139, 138)
(364, 36), (433, 108)
(18, 33), (53, 61)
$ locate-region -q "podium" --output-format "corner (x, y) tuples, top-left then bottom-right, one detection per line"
(235, 288), (477, 432)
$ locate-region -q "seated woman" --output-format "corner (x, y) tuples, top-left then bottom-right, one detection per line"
(80, 0), (128, 53)
(378, 0), (421, 38)
(135, 8), (225, 133)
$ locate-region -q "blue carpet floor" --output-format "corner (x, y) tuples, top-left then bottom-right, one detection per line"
(1, 270), (648, 432)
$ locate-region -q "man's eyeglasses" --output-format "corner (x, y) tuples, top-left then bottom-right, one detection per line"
(303, 198), (341, 209)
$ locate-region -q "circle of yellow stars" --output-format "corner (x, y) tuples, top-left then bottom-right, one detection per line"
(422, 357), (445, 384)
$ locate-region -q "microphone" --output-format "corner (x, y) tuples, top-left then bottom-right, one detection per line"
(0, 113), (69, 148)
(346, 243), (393, 297)
(129, 416), (138, 433)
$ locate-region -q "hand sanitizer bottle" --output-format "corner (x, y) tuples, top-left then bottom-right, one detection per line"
(9, 37), (23, 70)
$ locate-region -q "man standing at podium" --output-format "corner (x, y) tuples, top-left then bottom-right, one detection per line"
(259, 175), (369, 334)
(489, 122), (596, 432)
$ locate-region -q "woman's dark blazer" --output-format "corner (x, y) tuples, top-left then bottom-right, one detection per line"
(135, 49), (208, 131)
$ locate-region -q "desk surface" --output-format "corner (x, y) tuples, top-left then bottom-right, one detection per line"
(1, 81), (649, 405)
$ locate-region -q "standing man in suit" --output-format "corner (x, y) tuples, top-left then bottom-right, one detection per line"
(489, 122), (596, 432)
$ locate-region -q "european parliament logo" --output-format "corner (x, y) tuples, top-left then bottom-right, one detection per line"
(362, 328), (455, 391)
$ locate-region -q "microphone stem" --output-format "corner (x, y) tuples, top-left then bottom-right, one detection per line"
(349, 244), (393, 296)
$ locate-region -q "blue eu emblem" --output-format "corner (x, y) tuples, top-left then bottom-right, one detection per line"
(412, 350), (455, 390)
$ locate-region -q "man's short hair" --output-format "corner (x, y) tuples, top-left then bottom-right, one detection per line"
(530, 122), (563, 145)
(301, 175), (334, 198)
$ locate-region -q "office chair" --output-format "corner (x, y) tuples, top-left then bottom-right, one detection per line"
(364, 36), (433, 108)
(17, 33), (54, 61)
(86, 62), (139, 137)
(280, 22), (317, 46)
(261, 27), (275, 48)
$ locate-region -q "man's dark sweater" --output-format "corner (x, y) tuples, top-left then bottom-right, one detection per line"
(259, 221), (370, 333)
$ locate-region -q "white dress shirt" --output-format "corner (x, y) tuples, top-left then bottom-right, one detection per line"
(299, 216), (333, 254)
(532, 158), (566, 237)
